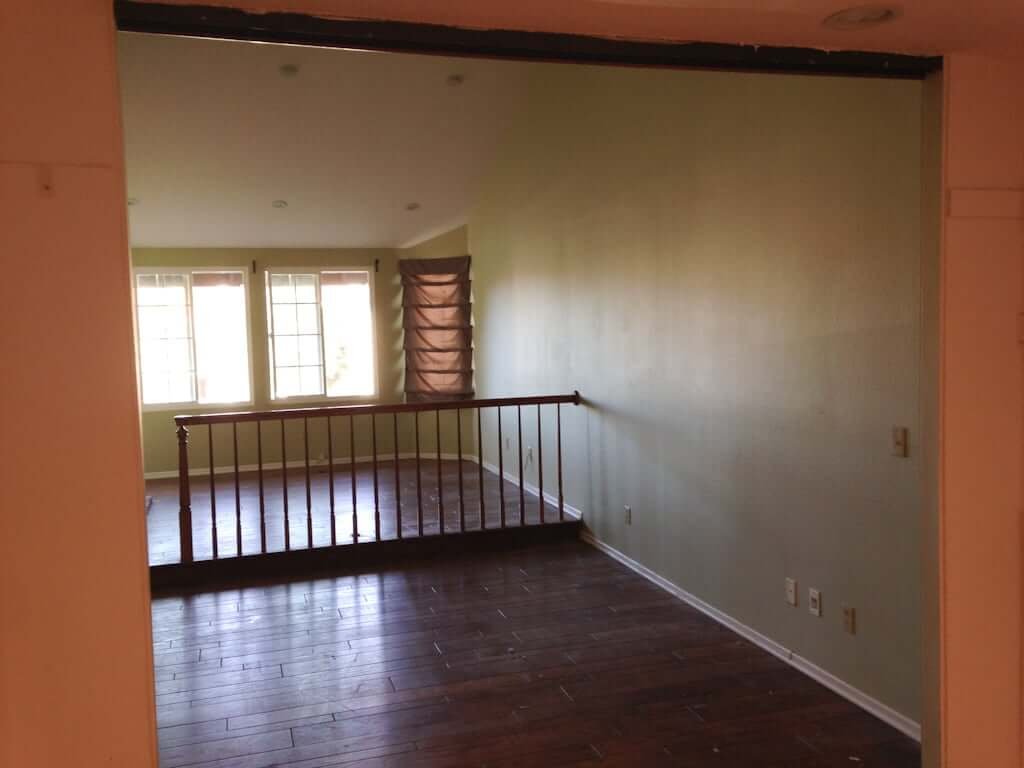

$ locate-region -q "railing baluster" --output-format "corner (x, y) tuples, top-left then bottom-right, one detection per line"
(436, 409), (444, 535)
(498, 408), (505, 529)
(557, 403), (564, 522)
(517, 405), (525, 527)
(537, 404), (544, 524)
(169, 393), (580, 558)
(257, 421), (266, 553)
(349, 414), (357, 542)
(327, 416), (336, 547)
(372, 413), (380, 541)
(281, 419), (289, 551)
(456, 408), (465, 532)
(233, 421), (241, 556)
(477, 408), (485, 530)
(415, 413), (423, 537)
(176, 425), (193, 563)
(394, 413), (401, 539)
(209, 424), (218, 558)
(304, 417), (313, 549)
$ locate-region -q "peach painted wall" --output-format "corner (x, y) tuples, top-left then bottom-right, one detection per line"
(940, 53), (1024, 768)
(0, 1), (158, 766)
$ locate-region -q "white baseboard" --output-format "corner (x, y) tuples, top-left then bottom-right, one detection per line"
(144, 452), (474, 480)
(579, 529), (921, 742)
(478, 458), (583, 521)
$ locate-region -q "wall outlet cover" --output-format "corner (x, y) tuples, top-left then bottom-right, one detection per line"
(808, 588), (822, 617)
(785, 578), (798, 607)
(842, 604), (857, 634)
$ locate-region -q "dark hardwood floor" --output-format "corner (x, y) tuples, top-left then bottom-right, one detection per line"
(151, 541), (920, 767)
(147, 459), (553, 566)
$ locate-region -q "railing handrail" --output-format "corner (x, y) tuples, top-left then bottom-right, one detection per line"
(174, 391), (581, 426)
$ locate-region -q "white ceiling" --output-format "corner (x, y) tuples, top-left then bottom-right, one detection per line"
(118, 32), (529, 248)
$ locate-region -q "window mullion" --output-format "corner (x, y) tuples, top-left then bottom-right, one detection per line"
(186, 272), (199, 404)
(316, 272), (326, 397)
(267, 272), (279, 400)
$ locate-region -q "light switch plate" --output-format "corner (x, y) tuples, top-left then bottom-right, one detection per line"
(785, 578), (798, 607)
(808, 588), (822, 617)
(842, 605), (857, 635)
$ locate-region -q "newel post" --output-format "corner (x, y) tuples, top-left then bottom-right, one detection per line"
(176, 423), (194, 563)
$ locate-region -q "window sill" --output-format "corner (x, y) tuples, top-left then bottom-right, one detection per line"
(141, 400), (255, 415)
(266, 393), (381, 408)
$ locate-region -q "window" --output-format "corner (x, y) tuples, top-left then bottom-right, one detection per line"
(134, 270), (252, 406)
(266, 269), (376, 400)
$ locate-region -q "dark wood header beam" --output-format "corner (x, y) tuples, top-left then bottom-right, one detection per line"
(114, 1), (941, 79)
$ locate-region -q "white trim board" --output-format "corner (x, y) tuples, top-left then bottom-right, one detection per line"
(579, 529), (921, 742)
(478, 458), (583, 522)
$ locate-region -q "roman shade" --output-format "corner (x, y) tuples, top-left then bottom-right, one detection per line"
(399, 255), (473, 402)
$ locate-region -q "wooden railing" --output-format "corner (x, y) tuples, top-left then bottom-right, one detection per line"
(173, 392), (580, 563)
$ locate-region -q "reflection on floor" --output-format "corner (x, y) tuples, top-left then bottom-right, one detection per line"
(146, 459), (555, 565)
(151, 541), (920, 767)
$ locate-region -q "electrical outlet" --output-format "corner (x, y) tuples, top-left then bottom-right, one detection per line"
(808, 588), (822, 617)
(526, 446), (534, 465)
(624, 505), (632, 525)
(504, 437), (512, 451)
(785, 578), (798, 607)
(842, 605), (857, 635)
(891, 426), (909, 457)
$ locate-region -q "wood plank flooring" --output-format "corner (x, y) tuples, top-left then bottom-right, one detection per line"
(147, 459), (552, 566)
(151, 541), (920, 767)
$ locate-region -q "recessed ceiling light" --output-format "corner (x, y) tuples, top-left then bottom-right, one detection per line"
(446, 74), (465, 87)
(405, 202), (421, 211)
(823, 5), (901, 30)
(272, 199), (288, 209)
(127, 196), (140, 206)
(279, 63), (300, 78)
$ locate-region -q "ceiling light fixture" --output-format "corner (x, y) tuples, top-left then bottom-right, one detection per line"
(446, 74), (465, 87)
(823, 4), (901, 30)
(272, 199), (289, 209)
(279, 63), (300, 78)
(405, 202), (421, 211)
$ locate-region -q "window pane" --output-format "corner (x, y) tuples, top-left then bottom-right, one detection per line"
(275, 366), (300, 398)
(298, 335), (321, 366)
(266, 271), (326, 400)
(299, 366), (323, 395)
(270, 273), (294, 303)
(294, 274), (317, 303)
(192, 273), (251, 404)
(168, 372), (195, 404)
(275, 335), (299, 367)
(135, 272), (194, 405)
(296, 303), (319, 334)
(322, 274), (375, 397)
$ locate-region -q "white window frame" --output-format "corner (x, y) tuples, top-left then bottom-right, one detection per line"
(265, 266), (379, 404)
(132, 266), (255, 412)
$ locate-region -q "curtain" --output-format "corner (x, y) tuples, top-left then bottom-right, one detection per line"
(399, 255), (473, 402)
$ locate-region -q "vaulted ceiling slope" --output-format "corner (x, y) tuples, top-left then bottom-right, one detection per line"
(119, 32), (529, 247)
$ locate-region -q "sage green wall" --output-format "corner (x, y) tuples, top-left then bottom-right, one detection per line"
(469, 64), (928, 722)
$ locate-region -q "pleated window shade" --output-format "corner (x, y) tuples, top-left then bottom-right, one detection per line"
(399, 255), (474, 402)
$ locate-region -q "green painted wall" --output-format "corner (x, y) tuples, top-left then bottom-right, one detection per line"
(469, 64), (930, 723)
